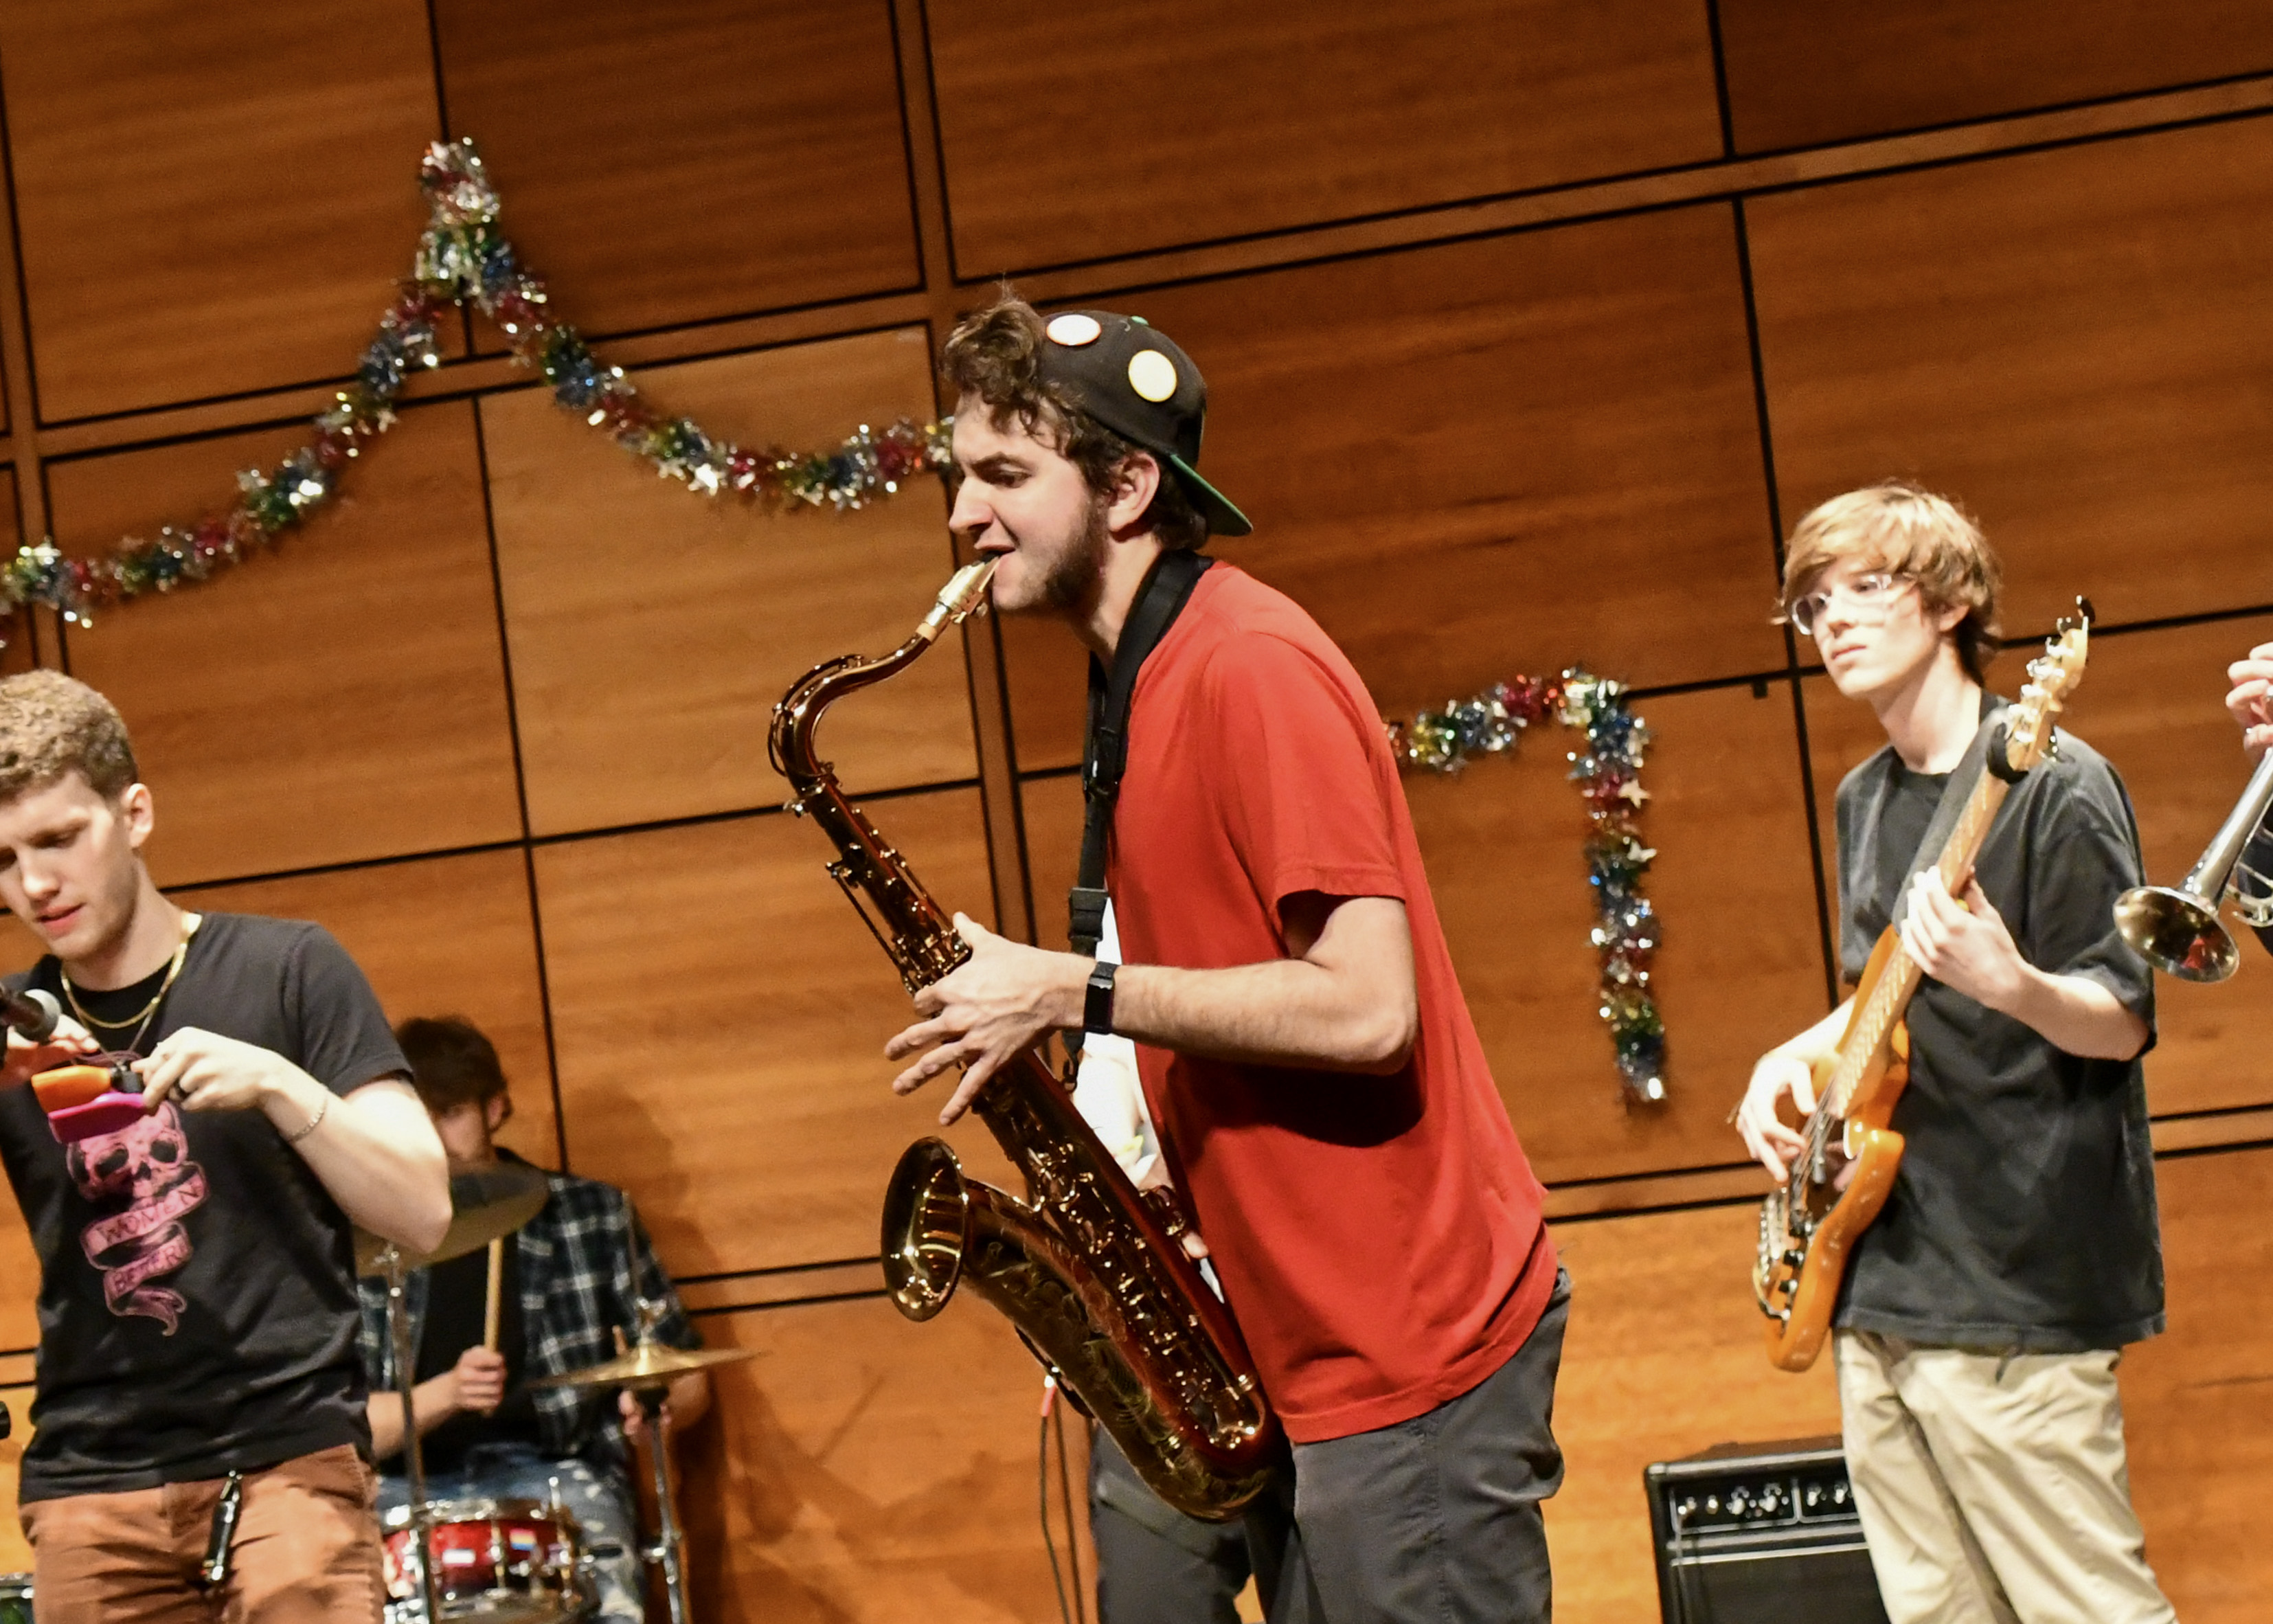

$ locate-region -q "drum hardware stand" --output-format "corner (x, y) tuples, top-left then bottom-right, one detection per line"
(527, 1296), (757, 1624)
(638, 1386), (693, 1624)
(629, 1296), (696, 1624)
(381, 1243), (444, 1624)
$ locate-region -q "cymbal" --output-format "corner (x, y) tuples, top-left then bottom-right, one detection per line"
(526, 1342), (757, 1392)
(355, 1162), (550, 1277)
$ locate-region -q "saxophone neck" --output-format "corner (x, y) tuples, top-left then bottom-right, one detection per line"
(771, 561), (1001, 989)
(769, 560), (999, 785)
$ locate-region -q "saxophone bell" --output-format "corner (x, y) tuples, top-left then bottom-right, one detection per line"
(881, 1137), (969, 1321)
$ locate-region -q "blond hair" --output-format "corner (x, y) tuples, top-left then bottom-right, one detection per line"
(0, 672), (139, 803)
(1778, 482), (2002, 681)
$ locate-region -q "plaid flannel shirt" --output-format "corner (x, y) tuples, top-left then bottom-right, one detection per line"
(357, 1153), (700, 1476)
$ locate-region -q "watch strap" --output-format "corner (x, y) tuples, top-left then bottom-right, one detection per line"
(1084, 961), (1118, 1036)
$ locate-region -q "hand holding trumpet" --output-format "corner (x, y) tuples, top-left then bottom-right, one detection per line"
(2229, 640), (2273, 763)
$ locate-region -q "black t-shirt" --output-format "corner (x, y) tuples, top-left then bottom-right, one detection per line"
(409, 1232), (542, 1469)
(1833, 711), (2164, 1351)
(0, 912), (408, 1501)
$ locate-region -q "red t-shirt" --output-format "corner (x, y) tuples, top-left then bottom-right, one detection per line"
(1109, 564), (1555, 1443)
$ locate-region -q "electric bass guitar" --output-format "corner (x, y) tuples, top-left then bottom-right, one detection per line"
(1753, 602), (2092, 1372)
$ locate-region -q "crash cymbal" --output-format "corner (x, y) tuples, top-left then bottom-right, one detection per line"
(355, 1161), (550, 1276)
(526, 1342), (757, 1392)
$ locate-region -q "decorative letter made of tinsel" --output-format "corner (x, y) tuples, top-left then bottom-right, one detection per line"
(0, 138), (952, 639)
(1389, 670), (1667, 1106)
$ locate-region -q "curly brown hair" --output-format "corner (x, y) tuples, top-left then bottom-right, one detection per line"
(0, 671), (139, 804)
(1778, 481), (2003, 682)
(938, 293), (1209, 552)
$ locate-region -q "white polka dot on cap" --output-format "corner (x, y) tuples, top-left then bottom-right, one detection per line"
(1127, 349), (1178, 403)
(1045, 313), (1102, 347)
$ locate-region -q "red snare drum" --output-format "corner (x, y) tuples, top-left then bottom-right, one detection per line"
(379, 1498), (591, 1623)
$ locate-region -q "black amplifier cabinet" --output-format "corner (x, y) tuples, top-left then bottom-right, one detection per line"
(1644, 1436), (1889, 1624)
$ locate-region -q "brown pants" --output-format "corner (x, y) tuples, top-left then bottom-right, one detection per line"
(20, 1443), (384, 1623)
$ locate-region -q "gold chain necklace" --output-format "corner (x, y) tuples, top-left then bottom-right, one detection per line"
(62, 913), (201, 1055)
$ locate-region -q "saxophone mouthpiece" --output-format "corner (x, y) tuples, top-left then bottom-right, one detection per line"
(918, 559), (999, 642)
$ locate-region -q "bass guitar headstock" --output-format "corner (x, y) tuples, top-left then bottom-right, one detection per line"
(2003, 596), (2092, 772)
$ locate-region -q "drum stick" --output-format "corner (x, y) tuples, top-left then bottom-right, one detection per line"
(484, 1238), (504, 1351)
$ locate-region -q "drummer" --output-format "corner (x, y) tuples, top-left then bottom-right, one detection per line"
(358, 1016), (709, 1624)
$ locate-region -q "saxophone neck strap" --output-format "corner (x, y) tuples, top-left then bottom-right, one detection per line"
(1067, 549), (1214, 965)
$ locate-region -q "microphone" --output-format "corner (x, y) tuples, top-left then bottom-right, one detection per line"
(0, 987), (59, 1044)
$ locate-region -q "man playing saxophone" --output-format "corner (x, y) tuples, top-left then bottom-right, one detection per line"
(884, 293), (1568, 1623)
(2227, 638), (2273, 956)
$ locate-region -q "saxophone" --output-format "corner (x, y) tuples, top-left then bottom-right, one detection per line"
(768, 560), (1283, 1522)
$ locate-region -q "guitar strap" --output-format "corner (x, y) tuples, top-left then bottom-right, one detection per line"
(1065, 549), (1213, 1058)
(1884, 695), (2012, 934)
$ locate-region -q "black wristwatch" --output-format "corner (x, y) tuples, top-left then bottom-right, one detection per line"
(1085, 961), (1119, 1036)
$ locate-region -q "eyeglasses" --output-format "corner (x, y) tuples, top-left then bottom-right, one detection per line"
(1788, 572), (1912, 638)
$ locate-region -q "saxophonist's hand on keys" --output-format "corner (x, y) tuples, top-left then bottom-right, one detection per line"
(885, 914), (1089, 1125)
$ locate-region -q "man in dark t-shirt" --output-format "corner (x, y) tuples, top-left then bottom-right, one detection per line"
(357, 1017), (708, 1624)
(1735, 486), (2175, 1624)
(2226, 639), (2273, 957)
(0, 672), (450, 1621)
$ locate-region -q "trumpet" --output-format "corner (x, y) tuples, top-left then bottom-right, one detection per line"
(2114, 750), (2273, 982)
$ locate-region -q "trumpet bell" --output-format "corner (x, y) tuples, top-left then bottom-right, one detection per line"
(2114, 885), (2240, 983)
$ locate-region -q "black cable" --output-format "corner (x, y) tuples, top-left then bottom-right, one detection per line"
(1039, 1408), (1075, 1624)
(1053, 1406), (1086, 1624)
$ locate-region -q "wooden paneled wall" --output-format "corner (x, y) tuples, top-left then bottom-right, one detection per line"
(0, 5), (2267, 1620)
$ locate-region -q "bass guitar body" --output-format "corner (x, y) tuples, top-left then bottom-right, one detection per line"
(1755, 926), (1912, 1373)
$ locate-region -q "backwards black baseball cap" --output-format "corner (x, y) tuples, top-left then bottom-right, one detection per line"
(1034, 310), (1252, 537)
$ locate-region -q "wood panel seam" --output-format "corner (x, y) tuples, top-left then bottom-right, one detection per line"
(465, 396), (570, 1170)
(0, 30), (47, 569)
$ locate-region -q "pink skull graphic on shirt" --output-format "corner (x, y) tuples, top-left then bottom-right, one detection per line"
(66, 1103), (207, 1333)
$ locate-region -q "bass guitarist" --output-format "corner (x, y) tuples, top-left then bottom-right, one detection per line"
(1734, 484), (2175, 1624)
